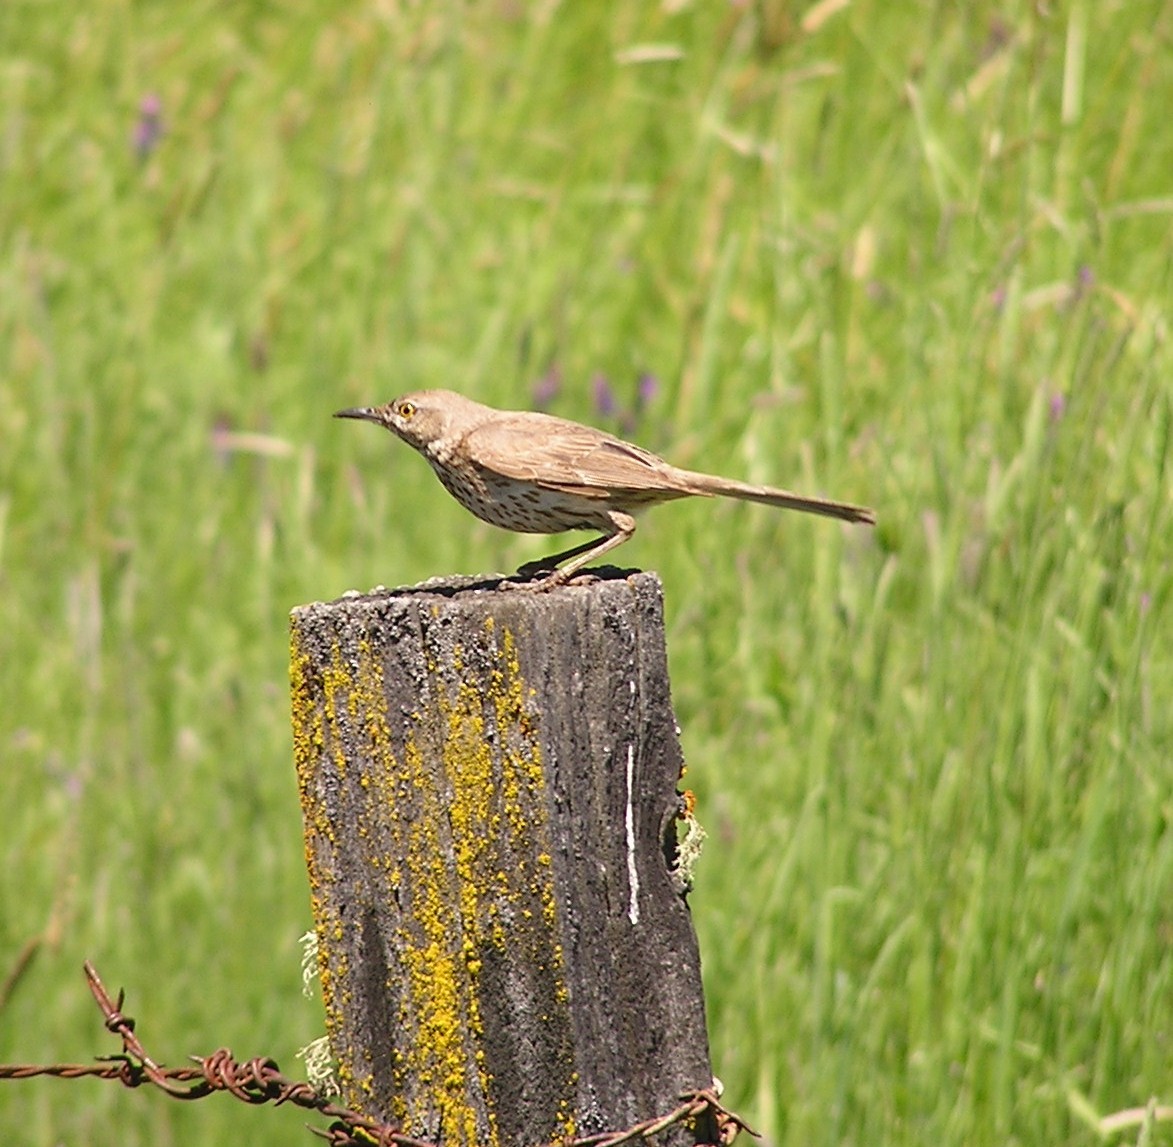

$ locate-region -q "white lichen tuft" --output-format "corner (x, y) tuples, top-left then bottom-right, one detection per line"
(675, 810), (707, 889)
(297, 1035), (339, 1098)
(299, 929), (320, 999)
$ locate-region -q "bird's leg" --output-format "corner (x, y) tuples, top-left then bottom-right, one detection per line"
(519, 512), (637, 588)
(516, 535), (606, 577)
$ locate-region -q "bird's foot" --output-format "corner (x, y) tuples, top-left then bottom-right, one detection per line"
(500, 564), (603, 592)
(497, 565), (559, 592)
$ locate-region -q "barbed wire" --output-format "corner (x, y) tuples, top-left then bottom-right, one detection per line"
(0, 961), (757, 1147)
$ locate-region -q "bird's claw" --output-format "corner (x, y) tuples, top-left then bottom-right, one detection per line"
(499, 564), (603, 592)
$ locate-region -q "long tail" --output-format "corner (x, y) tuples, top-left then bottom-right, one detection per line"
(678, 469), (876, 525)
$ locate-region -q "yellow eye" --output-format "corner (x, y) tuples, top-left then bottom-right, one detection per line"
(397, 400), (416, 419)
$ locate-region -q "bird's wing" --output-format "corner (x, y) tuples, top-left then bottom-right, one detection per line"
(463, 413), (677, 497)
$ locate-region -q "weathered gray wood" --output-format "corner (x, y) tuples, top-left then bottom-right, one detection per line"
(290, 570), (713, 1147)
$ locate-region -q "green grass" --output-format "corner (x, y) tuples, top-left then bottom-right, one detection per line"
(1, 2), (1170, 1145)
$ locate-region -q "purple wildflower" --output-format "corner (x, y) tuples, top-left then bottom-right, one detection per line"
(133, 93), (164, 160)
(532, 366), (561, 409)
(593, 374), (616, 417)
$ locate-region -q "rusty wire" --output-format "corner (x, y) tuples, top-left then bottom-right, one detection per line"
(0, 961), (756, 1147)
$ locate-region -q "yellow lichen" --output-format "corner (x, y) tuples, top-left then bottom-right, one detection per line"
(291, 609), (578, 1147)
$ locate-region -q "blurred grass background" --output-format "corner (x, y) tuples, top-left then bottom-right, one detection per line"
(1, 1), (1170, 1144)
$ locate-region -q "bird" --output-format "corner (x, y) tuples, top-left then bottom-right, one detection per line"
(335, 389), (875, 586)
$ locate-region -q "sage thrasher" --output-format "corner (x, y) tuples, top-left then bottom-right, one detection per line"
(336, 390), (875, 586)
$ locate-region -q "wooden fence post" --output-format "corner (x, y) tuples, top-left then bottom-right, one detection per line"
(290, 571), (713, 1147)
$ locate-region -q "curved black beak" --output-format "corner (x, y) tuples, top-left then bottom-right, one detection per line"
(334, 407), (382, 423)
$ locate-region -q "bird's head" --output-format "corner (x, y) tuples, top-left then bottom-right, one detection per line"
(334, 390), (474, 454)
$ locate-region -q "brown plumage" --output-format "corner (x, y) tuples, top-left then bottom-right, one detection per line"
(336, 389), (875, 585)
